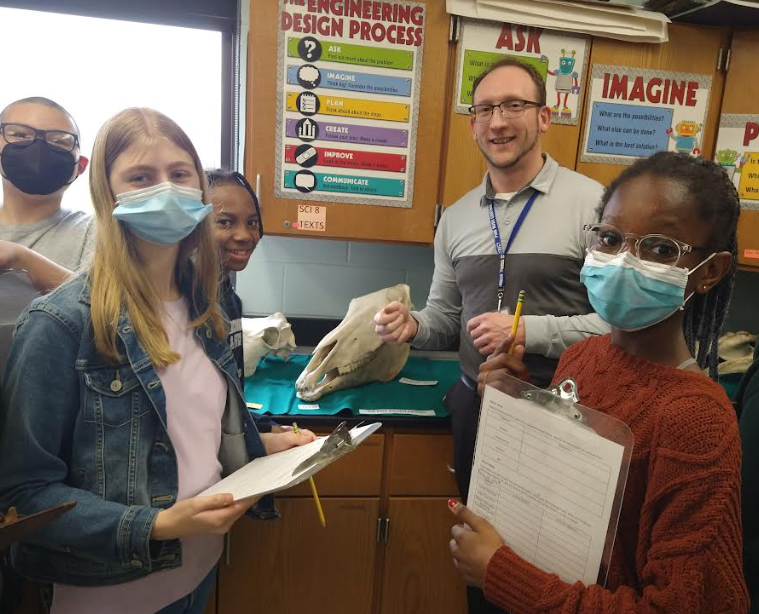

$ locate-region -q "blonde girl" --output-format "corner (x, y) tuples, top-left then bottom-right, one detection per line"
(0, 108), (313, 614)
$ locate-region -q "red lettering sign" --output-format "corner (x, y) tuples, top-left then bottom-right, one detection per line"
(601, 73), (701, 107)
(495, 24), (541, 54)
(744, 122), (759, 147)
(285, 145), (407, 173)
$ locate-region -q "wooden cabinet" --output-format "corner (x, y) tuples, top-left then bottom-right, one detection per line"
(718, 30), (759, 269)
(389, 433), (458, 495)
(282, 434), (385, 497)
(379, 498), (467, 614)
(214, 429), (467, 614)
(575, 23), (730, 187)
(218, 499), (381, 614)
(247, 0), (452, 244)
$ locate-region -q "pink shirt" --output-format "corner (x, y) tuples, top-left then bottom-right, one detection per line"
(53, 298), (227, 614)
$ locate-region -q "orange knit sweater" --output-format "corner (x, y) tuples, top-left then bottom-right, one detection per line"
(483, 334), (749, 614)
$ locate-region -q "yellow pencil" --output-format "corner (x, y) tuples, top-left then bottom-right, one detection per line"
(293, 422), (327, 528)
(508, 291), (526, 355)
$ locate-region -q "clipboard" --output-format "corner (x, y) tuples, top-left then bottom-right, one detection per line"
(200, 422), (382, 501)
(0, 502), (77, 551)
(291, 421), (360, 476)
(469, 374), (633, 587)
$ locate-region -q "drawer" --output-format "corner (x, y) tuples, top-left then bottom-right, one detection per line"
(389, 434), (458, 496)
(281, 434), (384, 497)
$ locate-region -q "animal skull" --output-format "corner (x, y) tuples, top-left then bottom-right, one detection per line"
(242, 313), (296, 378)
(295, 284), (411, 401)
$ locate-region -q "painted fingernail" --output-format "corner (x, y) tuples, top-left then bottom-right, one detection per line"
(448, 499), (458, 509)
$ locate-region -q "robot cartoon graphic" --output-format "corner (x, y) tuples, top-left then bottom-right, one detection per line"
(716, 148), (742, 181)
(666, 121), (702, 155)
(542, 49), (580, 120)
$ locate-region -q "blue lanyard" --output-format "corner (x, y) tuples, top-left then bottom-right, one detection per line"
(488, 190), (539, 312)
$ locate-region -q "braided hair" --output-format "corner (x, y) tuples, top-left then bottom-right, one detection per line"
(597, 151), (740, 380)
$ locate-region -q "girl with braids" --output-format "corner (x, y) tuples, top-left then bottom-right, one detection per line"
(447, 151), (748, 614)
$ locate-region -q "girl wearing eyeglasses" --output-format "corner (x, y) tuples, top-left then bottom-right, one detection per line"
(0, 108), (314, 614)
(448, 151), (748, 614)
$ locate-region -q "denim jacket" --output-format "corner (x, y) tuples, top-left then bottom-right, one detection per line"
(0, 274), (276, 586)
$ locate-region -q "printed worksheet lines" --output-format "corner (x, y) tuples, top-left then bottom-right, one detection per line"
(522, 421), (613, 474)
(518, 444), (610, 497)
(522, 427), (613, 480)
(515, 460), (605, 518)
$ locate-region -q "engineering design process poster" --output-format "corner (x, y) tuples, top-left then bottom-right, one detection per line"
(276, 0), (426, 208)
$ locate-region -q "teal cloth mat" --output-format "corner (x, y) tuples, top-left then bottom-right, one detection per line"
(244, 354), (460, 418)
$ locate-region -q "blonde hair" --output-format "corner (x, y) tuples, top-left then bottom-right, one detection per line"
(89, 108), (226, 367)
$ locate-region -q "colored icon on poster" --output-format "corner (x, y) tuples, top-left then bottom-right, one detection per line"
(287, 65), (412, 97)
(286, 119), (408, 148)
(296, 92), (320, 116)
(298, 36), (322, 62)
(294, 144), (319, 168)
(297, 65), (321, 89)
(293, 170), (317, 193)
(296, 118), (319, 142)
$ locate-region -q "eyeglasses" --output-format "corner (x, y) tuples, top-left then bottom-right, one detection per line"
(0, 122), (79, 153)
(468, 100), (542, 124)
(584, 224), (709, 270)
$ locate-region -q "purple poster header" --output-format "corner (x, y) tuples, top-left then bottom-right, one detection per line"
(286, 118), (408, 148)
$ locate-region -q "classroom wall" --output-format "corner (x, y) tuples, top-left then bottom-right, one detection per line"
(724, 270), (759, 334)
(236, 219), (757, 335)
(238, 237), (758, 335)
(237, 236), (434, 318)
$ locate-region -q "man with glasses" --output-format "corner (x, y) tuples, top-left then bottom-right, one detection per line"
(0, 97), (92, 383)
(375, 58), (607, 613)
(0, 96), (92, 291)
(0, 96), (92, 610)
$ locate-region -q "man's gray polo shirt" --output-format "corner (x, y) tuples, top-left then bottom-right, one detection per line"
(412, 154), (609, 387)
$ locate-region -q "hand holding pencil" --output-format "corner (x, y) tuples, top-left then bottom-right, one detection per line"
(467, 291), (526, 357)
(477, 291), (530, 397)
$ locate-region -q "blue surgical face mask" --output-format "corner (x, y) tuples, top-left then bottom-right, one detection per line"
(580, 250), (715, 332)
(112, 182), (212, 245)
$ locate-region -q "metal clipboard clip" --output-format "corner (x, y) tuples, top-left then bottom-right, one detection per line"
(522, 377), (587, 426)
(291, 421), (356, 477)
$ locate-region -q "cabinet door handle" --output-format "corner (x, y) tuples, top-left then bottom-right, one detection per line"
(224, 530), (231, 566)
(376, 517), (383, 543)
(447, 463), (456, 474)
(383, 517), (391, 543)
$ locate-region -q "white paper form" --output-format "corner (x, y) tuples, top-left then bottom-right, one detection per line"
(200, 423), (381, 501)
(469, 386), (625, 586)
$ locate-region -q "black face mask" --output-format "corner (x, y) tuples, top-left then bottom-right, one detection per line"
(0, 139), (77, 196)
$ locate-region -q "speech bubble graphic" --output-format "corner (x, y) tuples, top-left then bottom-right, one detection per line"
(298, 65), (321, 89)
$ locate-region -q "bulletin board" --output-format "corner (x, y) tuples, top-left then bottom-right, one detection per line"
(714, 114), (759, 212)
(275, 0), (426, 208)
(580, 64), (712, 165)
(454, 19), (590, 126)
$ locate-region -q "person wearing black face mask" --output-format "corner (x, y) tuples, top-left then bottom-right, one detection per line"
(0, 96), (93, 612)
(0, 96), (93, 293)
(0, 98), (93, 381)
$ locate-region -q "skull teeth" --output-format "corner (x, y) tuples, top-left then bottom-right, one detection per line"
(338, 352), (375, 375)
(298, 348), (380, 393)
